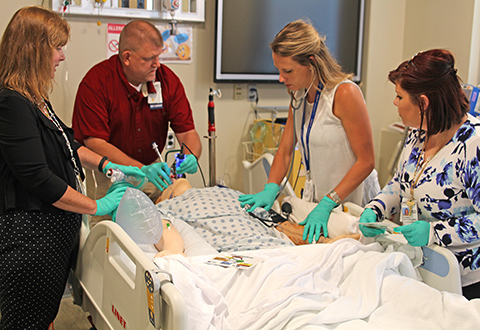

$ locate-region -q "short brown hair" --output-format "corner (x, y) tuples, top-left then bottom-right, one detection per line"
(119, 20), (163, 55)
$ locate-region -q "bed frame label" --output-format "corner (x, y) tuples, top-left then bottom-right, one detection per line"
(145, 270), (156, 327)
(111, 303), (127, 329)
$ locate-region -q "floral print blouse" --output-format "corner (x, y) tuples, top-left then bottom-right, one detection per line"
(366, 115), (480, 286)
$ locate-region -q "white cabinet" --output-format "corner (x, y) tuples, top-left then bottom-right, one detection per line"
(52, 0), (205, 22)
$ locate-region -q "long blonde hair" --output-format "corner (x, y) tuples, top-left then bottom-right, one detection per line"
(270, 19), (352, 90)
(0, 6), (70, 104)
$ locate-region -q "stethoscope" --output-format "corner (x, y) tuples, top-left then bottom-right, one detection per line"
(276, 74), (320, 199)
(290, 75), (316, 111)
(289, 75), (323, 174)
(275, 75), (323, 199)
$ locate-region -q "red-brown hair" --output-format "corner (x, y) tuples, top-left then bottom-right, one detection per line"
(388, 49), (469, 136)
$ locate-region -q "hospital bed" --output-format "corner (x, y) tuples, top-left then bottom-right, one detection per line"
(70, 183), (476, 330)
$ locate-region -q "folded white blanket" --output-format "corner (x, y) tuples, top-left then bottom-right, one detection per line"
(154, 239), (480, 330)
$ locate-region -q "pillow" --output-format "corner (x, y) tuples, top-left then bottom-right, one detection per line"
(138, 218), (217, 258)
(116, 188), (164, 244)
(170, 218), (217, 257)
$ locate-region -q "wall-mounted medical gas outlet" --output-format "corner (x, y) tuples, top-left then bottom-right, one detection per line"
(234, 84), (242, 100)
(166, 130), (176, 149)
(248, 84), (258, 103)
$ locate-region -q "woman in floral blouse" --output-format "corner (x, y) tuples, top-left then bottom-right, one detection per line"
(360, 49), (480, 300)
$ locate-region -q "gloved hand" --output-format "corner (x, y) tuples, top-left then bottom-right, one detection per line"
(394, 221), (430, 247)
(359, 208), (384, 237)
(94, 181), (135, 218)
(103, 162), (146, 188)
(141, 162), (172, 191)
(300, 196), (337, 243)
(238, 183), (280, 212)
(176, 154), (198, 174)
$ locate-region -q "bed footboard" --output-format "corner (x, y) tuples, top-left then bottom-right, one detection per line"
(75, 220), (187, 330)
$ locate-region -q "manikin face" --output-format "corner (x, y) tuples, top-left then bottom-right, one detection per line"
(122, 42), (163, 86)
(51, 46), (66, 79)
(393, 83), (425, 129)
(272, 52), (313, 92)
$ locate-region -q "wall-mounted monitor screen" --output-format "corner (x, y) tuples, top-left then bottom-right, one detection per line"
(214, 0), (365, 83)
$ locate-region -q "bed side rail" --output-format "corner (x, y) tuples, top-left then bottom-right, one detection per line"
(79, 220), (188, 330)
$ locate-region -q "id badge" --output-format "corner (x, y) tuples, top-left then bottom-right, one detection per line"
(148, 81), (163, 109)
(400, 199), (418, 225)
(303, 179), (314, 203)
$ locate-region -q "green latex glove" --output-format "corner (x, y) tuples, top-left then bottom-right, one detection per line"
(394, 221), (430, 247)
(141, 162), (171, 191)
(94, 181), (134, 217)
(176, 154), (198, 174)
(103, 162), (146, 188)
(238, 183), (280, 212)
(359, 208), (385, 237)
(300, 196), (337, 243)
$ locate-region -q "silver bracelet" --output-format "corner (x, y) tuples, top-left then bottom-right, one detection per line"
(328, 190), (342, 205)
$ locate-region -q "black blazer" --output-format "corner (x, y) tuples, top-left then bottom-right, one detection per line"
(0, 89), (83, 214)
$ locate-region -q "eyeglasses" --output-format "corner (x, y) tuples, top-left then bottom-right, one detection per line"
(406, 51), (422, 70)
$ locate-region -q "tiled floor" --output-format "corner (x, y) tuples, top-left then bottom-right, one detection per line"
(0, 295), (92, 330)
(54, 296), (92, 330)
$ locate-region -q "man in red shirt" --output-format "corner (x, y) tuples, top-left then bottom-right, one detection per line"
(73, 20), (201, 225)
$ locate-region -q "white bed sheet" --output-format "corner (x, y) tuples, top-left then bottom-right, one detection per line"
(153, 239), (480, 330)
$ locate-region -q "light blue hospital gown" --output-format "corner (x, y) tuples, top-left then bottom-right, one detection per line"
(366, 116), (480, 287)
(156, 186), (294, 252)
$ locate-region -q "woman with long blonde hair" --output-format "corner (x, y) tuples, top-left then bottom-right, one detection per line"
(240, 20), (377, 243)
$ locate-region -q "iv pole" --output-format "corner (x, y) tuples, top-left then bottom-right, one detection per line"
(205, 88), (221, 187)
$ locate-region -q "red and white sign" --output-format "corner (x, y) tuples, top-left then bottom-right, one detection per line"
(107, 23), (125, 59)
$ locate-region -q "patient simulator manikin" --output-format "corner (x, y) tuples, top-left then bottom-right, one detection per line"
(113, 178), (193, 259)
(151, 178), (361, 249)
(152, 179), (193, 258)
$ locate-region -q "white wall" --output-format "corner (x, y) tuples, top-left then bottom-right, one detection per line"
(402, 0), (476, 81)
(362, 0), (407, 183)
(1, 0), (479, 192)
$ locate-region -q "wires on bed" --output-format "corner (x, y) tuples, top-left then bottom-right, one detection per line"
(180, 142), (207, 187)
(275, 107), (297, 200)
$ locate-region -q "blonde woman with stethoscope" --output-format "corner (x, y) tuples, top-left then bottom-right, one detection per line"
(239, 19), (376, 243)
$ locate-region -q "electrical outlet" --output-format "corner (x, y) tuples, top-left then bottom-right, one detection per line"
(248, 84), (258, 103)
(166, 130), (175, 150)
(234, 84), (242, 100)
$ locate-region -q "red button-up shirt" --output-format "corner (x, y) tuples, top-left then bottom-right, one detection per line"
(73, 55), (195, 165)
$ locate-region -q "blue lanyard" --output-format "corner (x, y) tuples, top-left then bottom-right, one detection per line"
(300, 83), (323, 173)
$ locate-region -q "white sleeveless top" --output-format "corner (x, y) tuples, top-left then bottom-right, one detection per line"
(294, 80), (364, 204)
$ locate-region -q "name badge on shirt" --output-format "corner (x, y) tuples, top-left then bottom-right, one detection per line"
(302, 179), (314, 203)
(148, 81), (163, 109)
(400, 199), (418, 225)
